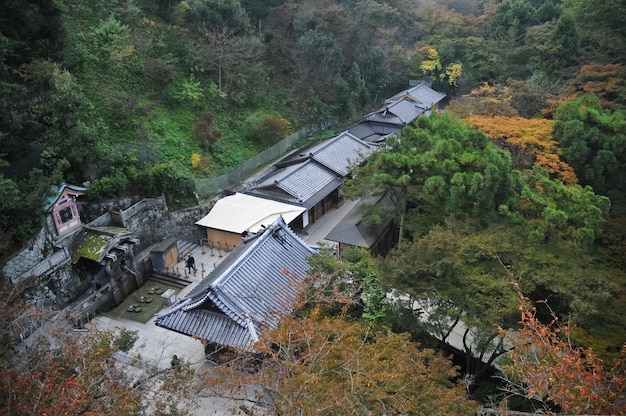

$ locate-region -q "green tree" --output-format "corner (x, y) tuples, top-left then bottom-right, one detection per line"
(0, 0), (63, 64)
(307, 246), (389, 321)
(253, 114), (291, 146)
(380, 212), (622, 377)
(79, 15), (136, 71)
(553, 94), (626, 196)
(37, 68), (103, 182)
(512, 167), (610, 246)
(346, 114), (519, 243)
(241, 0), (282, 34)
(0, 167), (50, 253)
(0, 174), (21, 252)
(535, 9), (580, 73)
(184, 0), (250, 35)
(173, 74), (205, 108)
(294, 30), (345, 104)
(565, 0), (626, 35)
(380, 219), (522, 377)
(490, 0), (539, 39)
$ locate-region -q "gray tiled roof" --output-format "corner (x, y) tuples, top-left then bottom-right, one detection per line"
(386, 82), (446, 108)
(364, 99), (426, 126)
(310, 131), (374, 176)
(363, 110), (405, 126)
(247, 159), (343, 206)
(364, 83), (446, 127)
(347, 122), (402, 144)
(155, 308), (253, 349)
(244, 132), (375, 207)
(325, 192), (395, 248)
(156, 217), (315, 349)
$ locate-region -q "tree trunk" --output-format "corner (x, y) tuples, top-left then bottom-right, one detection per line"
(397, 186), (407, 246)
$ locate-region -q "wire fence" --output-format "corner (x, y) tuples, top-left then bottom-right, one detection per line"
(192, 126), (322, 198)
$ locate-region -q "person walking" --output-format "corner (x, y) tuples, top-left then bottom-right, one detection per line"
(186, 255), (196, 273)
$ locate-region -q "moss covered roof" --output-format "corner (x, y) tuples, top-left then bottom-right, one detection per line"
(71, 227), (135, 264)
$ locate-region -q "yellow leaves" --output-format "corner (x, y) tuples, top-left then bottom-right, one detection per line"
(418, 46), (442, 74)
(421, 46), (440, 61)
(392, 43), (405, 59)
(190, 153), (212, 172)
(443, 63), (463, 86)
(190, 153), (201, 168)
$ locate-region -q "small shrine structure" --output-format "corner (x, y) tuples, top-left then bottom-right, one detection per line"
(44, 183), (87, 237)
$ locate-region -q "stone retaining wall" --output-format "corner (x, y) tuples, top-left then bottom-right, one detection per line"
(2, 196), (207, 309)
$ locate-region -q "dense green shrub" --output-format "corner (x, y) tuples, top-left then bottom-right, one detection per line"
(87, 172), (129, 199)
(252, 115), (292, 146)
(211, 132), (256, 171)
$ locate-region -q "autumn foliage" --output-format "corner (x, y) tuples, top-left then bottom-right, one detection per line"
(573, 63), (626, 109)
(253, 115), (292, 146)
(466, 115), (577, 185)
(1, 328), (143, 416)
(500, 284), (626, 415)
(207, 307), (478, 416)
(0, 282), (197, 416)
(201, 269), (477, 415)
(193, 111), (222, 150)
(451, 83), (520, 118)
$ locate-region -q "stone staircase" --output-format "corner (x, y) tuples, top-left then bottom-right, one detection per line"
(149, 270), (193, 289)
(177, 240), (199, 262)
(146, 240), (200, 289)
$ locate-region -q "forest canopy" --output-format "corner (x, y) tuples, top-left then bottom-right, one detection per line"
(1, 0), (626, 413)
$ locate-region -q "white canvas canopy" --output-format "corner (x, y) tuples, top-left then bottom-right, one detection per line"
(196, 193), (305, 233)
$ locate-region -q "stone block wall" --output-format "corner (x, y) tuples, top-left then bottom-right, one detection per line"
(2, 195), (208, 309)
(3, 216), (61, 284)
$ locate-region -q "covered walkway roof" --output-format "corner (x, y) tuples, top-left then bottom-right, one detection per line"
(196, 193), (305, 234)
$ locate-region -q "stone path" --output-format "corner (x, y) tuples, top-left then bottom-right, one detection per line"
(90, 313), (265, 415)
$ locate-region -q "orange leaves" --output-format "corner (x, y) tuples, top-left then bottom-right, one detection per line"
(574, 63), (626, 109)
(0, 312), (195, 416)
(207, 271), (478, 415)
(502, 287), (626, 415)
(466, 115), (578, 185)
(247, 313), (478, 415)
